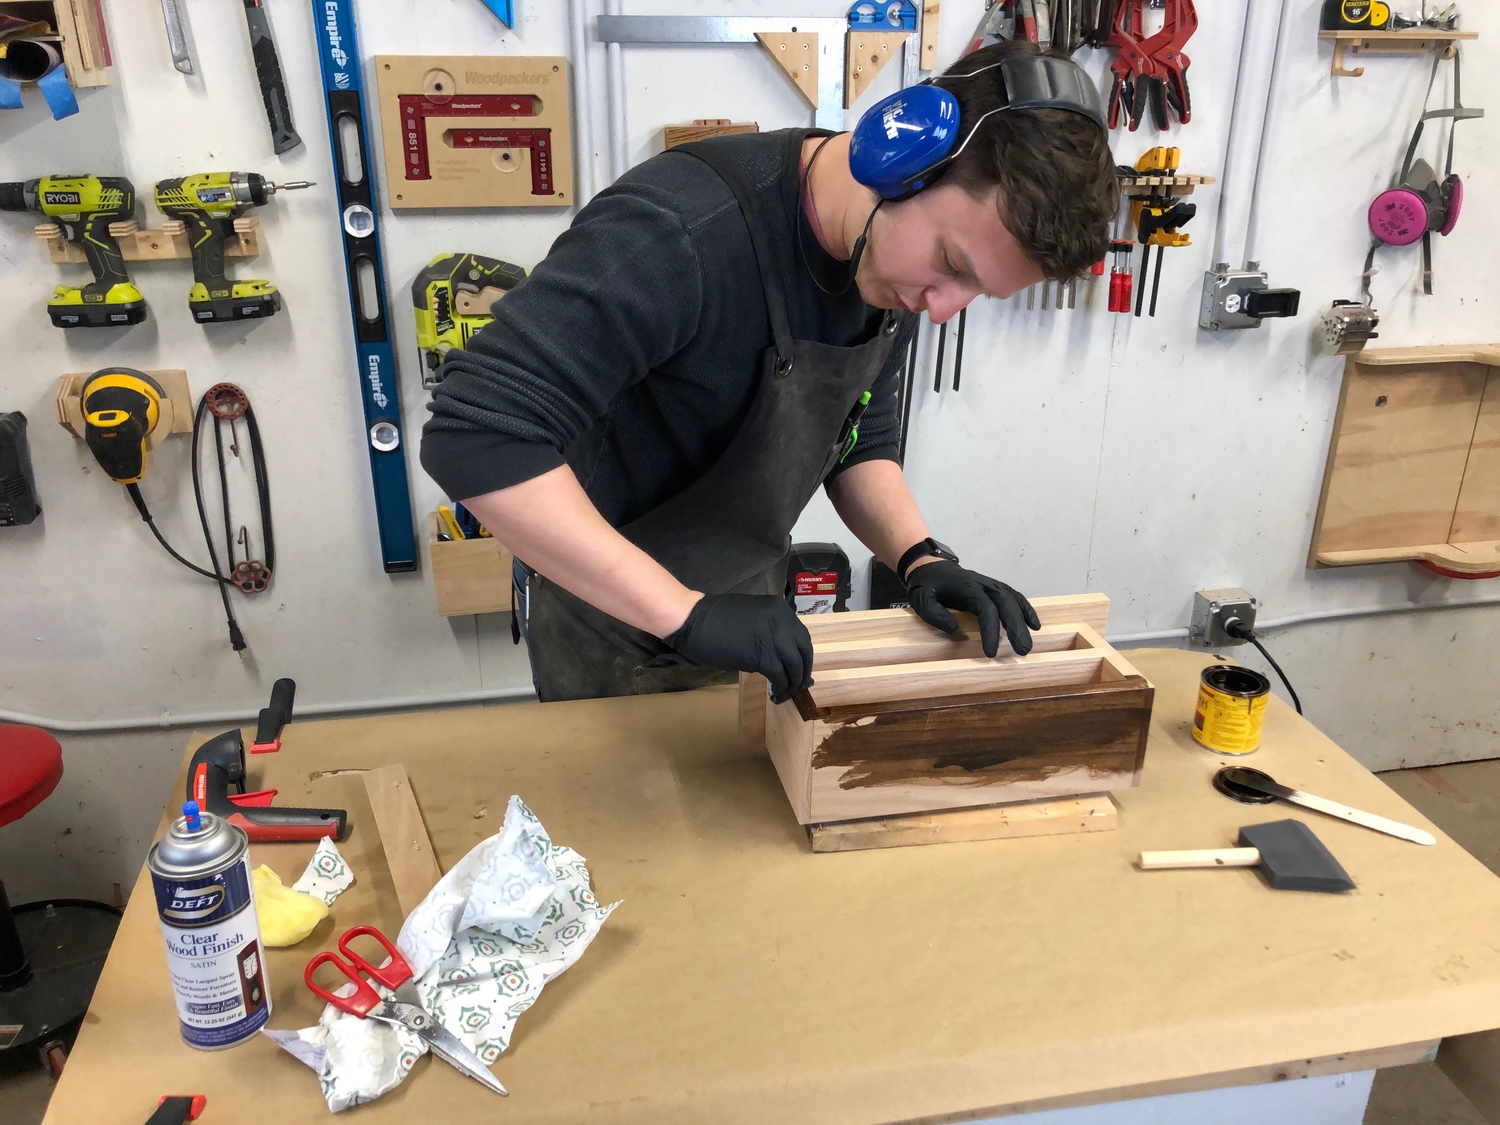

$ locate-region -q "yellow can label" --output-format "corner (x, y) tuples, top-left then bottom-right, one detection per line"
(1192, 682), (1267, 755)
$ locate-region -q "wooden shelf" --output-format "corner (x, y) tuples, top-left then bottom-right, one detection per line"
(1319, 29), (1478, 78)
(1309, 345), (1500, 578)
(1120, 173), (1215, 198)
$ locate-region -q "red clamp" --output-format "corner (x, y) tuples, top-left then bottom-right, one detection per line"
(149, 1095), (206, 1124)
(1107, 0), (1197, 130)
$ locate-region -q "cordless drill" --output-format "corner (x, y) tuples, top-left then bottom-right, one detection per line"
(0, 174), (147, 328)
(152, 172), (313, 322)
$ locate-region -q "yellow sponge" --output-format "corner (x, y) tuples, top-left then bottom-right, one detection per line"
(252, 864), (329, 947)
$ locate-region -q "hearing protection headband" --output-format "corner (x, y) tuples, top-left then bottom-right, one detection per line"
(849, 54), (1108, 202)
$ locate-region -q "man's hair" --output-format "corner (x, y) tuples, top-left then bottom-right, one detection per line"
(936, 41), (1118, 279)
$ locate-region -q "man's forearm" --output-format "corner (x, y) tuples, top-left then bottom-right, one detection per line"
(825, 459), (941, 575)
(461, 465), (701, 638)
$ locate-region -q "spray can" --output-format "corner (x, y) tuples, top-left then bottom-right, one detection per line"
(147, 802), (270, 1049)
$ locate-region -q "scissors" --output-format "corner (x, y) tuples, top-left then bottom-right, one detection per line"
(304, 925), (508, 1096)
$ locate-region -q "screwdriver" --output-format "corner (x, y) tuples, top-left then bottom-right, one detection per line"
(1107, 239), (1134, 313)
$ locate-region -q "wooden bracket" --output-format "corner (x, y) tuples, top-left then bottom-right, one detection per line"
(755, 31), (819, 108)
(35, 218), (260, 265)
(844, 30), (908, 107)
(920, 0), (941, 71)
(663, 119), (760, 149)
(1319, 30), (1478, 79)
(55, 369), (192, 446)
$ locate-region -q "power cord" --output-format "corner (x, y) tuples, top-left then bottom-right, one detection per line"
(1224, 618), (1302, 714)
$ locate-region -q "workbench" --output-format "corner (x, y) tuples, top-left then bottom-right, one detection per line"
(41, 650), (1500, 1123)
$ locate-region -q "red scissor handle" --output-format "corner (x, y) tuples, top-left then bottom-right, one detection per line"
(337, 925), (414, 992)
(304, 951), (382, 1017)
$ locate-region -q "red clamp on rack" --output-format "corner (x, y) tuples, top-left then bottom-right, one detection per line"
(148, 1094), (206, 1124)
(250, 677), (295, 754)
(1107, 0), (1198, 130)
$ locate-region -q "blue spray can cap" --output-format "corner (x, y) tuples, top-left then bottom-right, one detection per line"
(182, 800), (202, 831)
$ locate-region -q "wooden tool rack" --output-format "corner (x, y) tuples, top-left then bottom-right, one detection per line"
(1320, 29), (1478, 79)
(33, 218), (262, 264)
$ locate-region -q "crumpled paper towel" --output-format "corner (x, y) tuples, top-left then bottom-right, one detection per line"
(294, 837), (356, 905)
(264, 796), (619, 1112)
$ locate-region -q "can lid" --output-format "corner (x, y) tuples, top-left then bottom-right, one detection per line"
(152, 807), (242, 875)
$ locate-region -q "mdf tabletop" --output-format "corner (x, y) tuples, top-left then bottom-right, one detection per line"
(41, 649), (1500, 1124)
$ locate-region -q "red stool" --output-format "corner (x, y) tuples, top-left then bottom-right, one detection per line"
(0, 724), (120, 1077)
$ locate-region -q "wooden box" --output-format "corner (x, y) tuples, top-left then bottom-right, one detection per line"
(428, 513), (513, 617)
(744, 595), (1154, 826)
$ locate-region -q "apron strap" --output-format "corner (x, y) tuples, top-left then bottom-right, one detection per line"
(671, 141), (798, 376)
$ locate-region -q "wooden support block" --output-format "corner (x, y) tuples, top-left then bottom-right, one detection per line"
(920, 0), (942, 71)
(363, 765), (443, 918)
(429, 512), (514, 617)
(738, 672), (768, 745)
(844, 30), (908, 107)
(55, 370), (192, 445)
(53, 0), (112, 88)
(808, 794), (1117, 853)
(756, 32), (819, 108)
(664, 120), (760, 148)
(35, 217), (261, 264)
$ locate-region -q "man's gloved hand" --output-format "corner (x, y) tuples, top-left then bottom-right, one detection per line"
(665, 593), (814, 703)
(905, 560), (1042, 657)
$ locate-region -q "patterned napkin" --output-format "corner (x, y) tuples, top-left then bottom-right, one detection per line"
(264, 796), (619, 1112)
(294, 837), (355, 906)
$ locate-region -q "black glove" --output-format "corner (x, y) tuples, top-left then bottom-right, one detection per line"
(665, 593), (814, 703)
(905, 560), (1041, 657)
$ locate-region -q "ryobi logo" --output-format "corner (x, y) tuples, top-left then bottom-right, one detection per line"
(43, 191), (82, 206)
(164, 884), (225, 922)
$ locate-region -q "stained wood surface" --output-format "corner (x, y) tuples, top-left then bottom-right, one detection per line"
(800, 678), (1153, 823)
(755, 32), (819, 107)
(1310, 347), (1500, 573)
(428, 513), (514, 617)
(663, 120), (759, 148)
(844, 30), (907, 107)
(40, 650), (1500, 1125)
(807, 793), (1117, 853)
(363, 764), (443, 917)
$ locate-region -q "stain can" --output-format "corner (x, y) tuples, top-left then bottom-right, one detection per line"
(1192, 664), (1271, 755)
(147, 803), (270, 1050)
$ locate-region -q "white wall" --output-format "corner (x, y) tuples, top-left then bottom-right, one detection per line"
(1, 1), (1497, 900)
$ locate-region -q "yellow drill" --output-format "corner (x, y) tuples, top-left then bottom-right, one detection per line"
(153, 172), (312, 322)
(0, 174), (147, 328)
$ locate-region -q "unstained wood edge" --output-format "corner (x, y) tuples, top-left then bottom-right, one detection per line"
(808, 793), (1117, 853)
(362, 764), (443, 918)
(956, 1038), (1439, 1120)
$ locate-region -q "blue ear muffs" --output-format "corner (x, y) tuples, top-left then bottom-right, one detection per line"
(848, 83), (962, 202)
(849, 55), (1109, 203)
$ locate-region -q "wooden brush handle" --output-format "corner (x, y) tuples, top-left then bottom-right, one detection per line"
(1137, 848), (1261, 870)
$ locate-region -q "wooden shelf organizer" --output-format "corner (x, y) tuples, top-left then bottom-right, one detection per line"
(1319, 29), (1478, 78)
(54, 369), (192, 444)
(34, 218), (261, 265)
(1120, 173), (1215, 199)
(428, 513), (514, 617)
(1310, 345), (1500, 576)
(740, 594), (1153, 849)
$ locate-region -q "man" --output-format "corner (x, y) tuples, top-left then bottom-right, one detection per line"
(421, 41), (1117, 704)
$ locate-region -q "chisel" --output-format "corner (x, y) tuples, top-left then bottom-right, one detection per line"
(241, 0), (301, 154)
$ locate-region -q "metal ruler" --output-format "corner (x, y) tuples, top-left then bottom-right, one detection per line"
(596, 16), (848, 130)
(309, 0), (418, 573)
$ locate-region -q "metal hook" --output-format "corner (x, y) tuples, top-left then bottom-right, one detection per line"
(228, 419), (240, 458)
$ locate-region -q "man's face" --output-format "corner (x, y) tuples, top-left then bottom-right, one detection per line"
(856, 183), (1047, 323)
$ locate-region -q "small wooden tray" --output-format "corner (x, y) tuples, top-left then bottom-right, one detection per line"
(744, 596), (1154, 829)
(428, 513), (513, 617)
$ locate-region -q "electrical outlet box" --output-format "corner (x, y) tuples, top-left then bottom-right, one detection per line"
(1189, 587), (1258, 647)
(1199, 269), (1301, 331)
